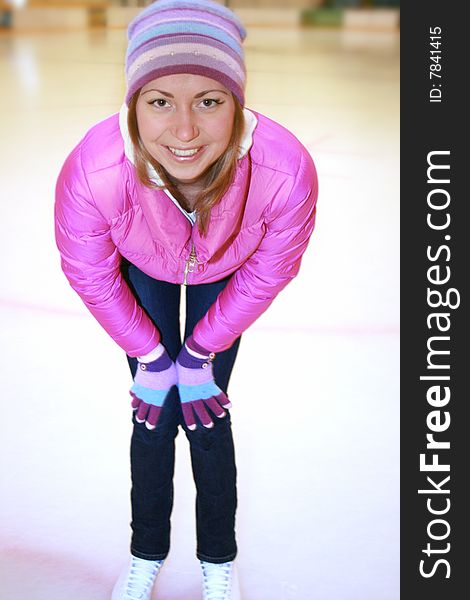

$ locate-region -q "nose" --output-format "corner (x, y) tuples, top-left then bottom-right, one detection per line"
(172, 108), (199, 143)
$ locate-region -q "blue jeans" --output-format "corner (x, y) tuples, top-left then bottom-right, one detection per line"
(121, 260), (240, 564)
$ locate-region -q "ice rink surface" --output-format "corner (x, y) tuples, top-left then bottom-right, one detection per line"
(0, 22), (399, 600)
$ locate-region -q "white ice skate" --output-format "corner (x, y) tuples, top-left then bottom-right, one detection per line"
(200, 560), (241, 600)
(111, 555), (163, 600)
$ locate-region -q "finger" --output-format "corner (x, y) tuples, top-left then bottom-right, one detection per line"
(130, 392), (141, 411)
(136, 401), (150, 423)
(204, 396), (227, 418)
(215, 391), (232, 409)
(192, 400), (214, 428)
(145, 406), (162, 430)
(182, 403), (197, 431)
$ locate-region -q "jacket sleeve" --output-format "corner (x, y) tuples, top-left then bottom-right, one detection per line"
(54, 146), (160, 357)
(192, 150), (318, 352)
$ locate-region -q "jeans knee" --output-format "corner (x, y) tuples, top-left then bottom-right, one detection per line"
(184, 414), (233, 450)
(132, 416), (179, 446)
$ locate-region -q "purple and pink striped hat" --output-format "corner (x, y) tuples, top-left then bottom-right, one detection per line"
(125, 0), (247, 106)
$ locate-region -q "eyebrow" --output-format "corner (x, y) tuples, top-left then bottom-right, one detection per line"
(141, 88), (228, 98)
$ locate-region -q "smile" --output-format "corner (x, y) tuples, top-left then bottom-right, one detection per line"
(165, 145), (206, 162)
(168, 146), (200, 156)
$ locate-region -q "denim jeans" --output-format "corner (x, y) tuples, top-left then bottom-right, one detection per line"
(121, 260), (240, 564)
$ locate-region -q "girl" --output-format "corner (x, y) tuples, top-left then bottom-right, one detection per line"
(54, 1), (318, 598)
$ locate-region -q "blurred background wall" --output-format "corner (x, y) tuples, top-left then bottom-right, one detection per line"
(1, 0), (400, 31)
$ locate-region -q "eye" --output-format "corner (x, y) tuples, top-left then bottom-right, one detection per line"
(200, 98), (224, 108)
(149, 98), (170, 108)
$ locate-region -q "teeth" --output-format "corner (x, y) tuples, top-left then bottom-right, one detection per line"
(168, 147), (200, 157)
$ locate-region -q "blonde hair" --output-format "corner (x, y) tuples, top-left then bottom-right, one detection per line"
(127, 90), (245, 236)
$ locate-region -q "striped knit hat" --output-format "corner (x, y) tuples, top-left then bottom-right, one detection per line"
(125, 0), (247, 106)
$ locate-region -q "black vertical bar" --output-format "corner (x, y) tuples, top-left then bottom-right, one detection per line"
(401, 2), (468, 599)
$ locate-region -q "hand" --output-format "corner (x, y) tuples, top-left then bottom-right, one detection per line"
(175, 336), (232, 430)
(130, 345), (177, 430)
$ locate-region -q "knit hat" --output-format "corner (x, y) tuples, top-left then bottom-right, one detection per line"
(125, 0), (247, 106)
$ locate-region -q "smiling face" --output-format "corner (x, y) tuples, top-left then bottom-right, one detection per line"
(135, 73), (236, 184)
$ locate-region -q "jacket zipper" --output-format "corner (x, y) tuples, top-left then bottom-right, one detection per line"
(183, 243), (198, 285)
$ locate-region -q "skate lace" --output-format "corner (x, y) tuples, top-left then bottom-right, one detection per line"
(202, 561), (232, 600)
(125, 558), (161, 599)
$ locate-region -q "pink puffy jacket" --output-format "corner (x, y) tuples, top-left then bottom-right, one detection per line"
(55, 109), (318, 355)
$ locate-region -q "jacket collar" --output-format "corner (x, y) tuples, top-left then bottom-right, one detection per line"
(134, 151), (252, 263)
